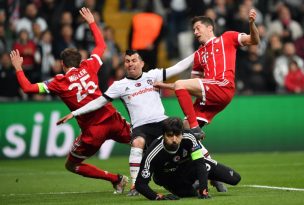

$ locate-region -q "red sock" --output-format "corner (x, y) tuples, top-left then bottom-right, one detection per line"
(175, 89), (198, 128)
(76, 163), (119, 183)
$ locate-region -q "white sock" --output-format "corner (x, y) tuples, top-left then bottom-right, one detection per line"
(129, 147), (143, 186)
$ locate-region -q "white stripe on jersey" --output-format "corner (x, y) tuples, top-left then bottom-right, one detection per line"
(212, 39), (216, 78)
(144, 141), (163, 169)
(221, 36), (226, 80)
(182, 133), (199, 147)
(200, 78), (229, 86)
(91, 54), (102, 65)
(198, 79), (206, 105)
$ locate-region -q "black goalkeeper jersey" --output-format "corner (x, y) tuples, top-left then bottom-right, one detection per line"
(135, 131), (207, 200)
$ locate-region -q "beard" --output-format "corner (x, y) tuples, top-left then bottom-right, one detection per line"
(164, 143), (179, 154)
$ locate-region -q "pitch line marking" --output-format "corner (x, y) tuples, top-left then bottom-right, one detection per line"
(242, 185), (304, 191)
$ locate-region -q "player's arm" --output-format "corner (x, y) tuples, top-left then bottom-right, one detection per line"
(240, 9), (260, 46)
(153, 53), (194, 90)
(135, 164), (179, 200)
(10, 49), (47, 94)
(79, 7), (106, 57)
(56, 95), (109, 125)
(187, 133), (209, 198)
(165, 53), (194, 79)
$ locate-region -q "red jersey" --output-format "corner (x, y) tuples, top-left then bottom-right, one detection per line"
(192, 31), (242, 85)
(44, 54), (116, 129)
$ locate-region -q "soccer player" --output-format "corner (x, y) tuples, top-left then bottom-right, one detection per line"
(153, 9), (259, 192)
(10, 8), (130, 194)
(154, 9), (260, 132)
(135, 117), (241, 200)
(56, 49), (198, 196)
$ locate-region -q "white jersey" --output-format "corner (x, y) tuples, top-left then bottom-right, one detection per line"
(105, 69), (167, 128)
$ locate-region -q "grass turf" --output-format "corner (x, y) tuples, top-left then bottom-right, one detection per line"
(1, 152), (303, 205)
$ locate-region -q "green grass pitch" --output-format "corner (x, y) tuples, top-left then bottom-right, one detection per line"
(1, 152), (303, 205)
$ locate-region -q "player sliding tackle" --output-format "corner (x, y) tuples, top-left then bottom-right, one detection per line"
(11, 8), (130, 194)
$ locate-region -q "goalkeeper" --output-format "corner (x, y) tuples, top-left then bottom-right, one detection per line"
(135, 117), (241, 200)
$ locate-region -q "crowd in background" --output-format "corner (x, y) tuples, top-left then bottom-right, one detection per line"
(1, 0), (304, 102)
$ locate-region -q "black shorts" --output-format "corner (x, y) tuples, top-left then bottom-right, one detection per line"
(131, 120), (165, 147)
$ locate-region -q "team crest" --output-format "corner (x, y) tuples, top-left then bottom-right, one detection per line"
(147, 79), (153, 85)
(141, 169), (150, 178)
(135, 82), (141, 87)
(173, 155), (180, 162)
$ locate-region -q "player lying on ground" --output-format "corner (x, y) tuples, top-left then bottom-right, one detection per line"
(135, 117), (241, 200)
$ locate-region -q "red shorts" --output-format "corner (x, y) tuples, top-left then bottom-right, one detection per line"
(68, 112), (131, 163)
(193, 79), (235, 124)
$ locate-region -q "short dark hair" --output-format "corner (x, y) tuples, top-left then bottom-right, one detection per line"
(125, 49), (143, 60)
(191, 16), (215, 30)
(60, 48), (81, 68)
(163, 117), (184, 136)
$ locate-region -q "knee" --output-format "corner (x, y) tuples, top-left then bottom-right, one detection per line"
(131, 137), (145, 149)
(65, 160), (77, 173)
(231, 172), (241, 185)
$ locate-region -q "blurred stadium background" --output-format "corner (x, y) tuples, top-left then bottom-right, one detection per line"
(0, 0), (304, 204)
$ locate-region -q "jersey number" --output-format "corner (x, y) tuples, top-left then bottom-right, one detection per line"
(68, 74), (98, 102)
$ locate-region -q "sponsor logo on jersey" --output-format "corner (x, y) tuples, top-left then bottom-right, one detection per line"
(135, 82), (141, 87)
(127, 87), (156, 100)
(147, 79), (153, 85)
(141, 168), (150, 178)
(173, 155), (180, 162)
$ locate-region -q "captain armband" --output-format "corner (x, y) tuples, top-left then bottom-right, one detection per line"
(191, 149), (204, 160)
(37, 83), (47, 94)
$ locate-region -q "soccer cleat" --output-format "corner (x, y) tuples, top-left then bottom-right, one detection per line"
(127, 184), (140, 196)
(210, 180), (227, 192)
(190, 126), (206, 140)
(113, 174), (129, 194)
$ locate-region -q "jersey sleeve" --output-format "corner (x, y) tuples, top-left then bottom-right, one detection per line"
(43, 76), (62, 94)
(223, 31), (243, 47)
(104, 81), (121, 100)
(80, 55), (103, 74)
(147, 68), (164, 82)
(183, 132), (208, 191)
(135, 145), (161, 200)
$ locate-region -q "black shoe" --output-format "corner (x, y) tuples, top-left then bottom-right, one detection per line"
(210, 181), (227, 192)
(190, 126), (205, 140)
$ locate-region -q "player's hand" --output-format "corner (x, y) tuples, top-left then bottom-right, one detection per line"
(153, 82), (175, 90)
(79, 7), (94, 24)
(156, 193), (180, 200)
(56, 113), (74, 125)
(197, 188), (211, 199)
(249, 8), (257, 23)
(10, 50), (23, 71)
